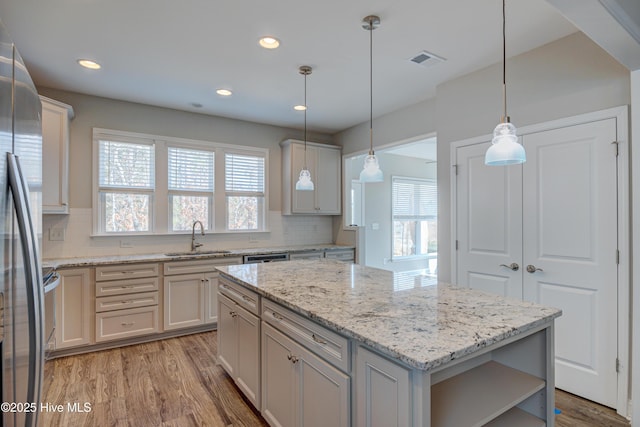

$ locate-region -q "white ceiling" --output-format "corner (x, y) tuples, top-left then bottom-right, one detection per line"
(0, 0), (577, 134)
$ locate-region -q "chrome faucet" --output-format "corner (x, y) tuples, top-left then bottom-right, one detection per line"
(191, 220), (205, 252)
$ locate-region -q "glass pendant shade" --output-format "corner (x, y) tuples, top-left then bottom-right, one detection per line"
(359, 154), (383, 182)
(295, 168), (315, 190)
(485, 121), (526, 166)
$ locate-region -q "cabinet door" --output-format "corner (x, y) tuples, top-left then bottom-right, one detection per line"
(41, 97), (72, 214)
(291, 143), (318, 214)
(236, 306), (261, 409)
(55, 268), (92, 349)
(262, 322), (296, 427)
(298, 345), (350, 427)
(217, 294), (238, 376)
(163, 273), (205, 330)
(315, 146), (341, 214)
(355, 345), (411, 427)
(204, 271), (219, 324)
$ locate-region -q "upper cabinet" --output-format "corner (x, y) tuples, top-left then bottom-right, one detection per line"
(41, 96), (74, 214)
(280, 139), (341, 215)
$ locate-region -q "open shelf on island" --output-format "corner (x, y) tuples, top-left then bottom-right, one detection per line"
(431, 360), (545, 427)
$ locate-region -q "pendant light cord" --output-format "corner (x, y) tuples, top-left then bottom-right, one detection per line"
(369, 19), (374, 156)
(304, 70), (308, 169)
(502, 0), (508, 122)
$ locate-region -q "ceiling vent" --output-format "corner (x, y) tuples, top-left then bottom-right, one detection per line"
(409, 50), (446, 68)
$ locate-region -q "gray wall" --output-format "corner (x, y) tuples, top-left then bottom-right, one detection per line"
(336, 31), (630, 282)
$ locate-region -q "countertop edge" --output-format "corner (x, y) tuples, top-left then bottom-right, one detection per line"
(43, 244), (355, 269)
(217, 270), (561, 371)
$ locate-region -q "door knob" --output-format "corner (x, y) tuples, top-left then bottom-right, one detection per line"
(499, 263), (520, 271)
(526, 265), (544, 273)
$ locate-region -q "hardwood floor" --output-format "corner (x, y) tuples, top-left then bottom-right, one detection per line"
(41, 332), (267, 426)
(42, 331), (630, 427)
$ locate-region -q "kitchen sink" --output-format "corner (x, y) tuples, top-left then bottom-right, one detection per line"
(164, 250), (231, 257)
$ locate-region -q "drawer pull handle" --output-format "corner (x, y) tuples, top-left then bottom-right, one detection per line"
(241, 295), (252, 302)
(287, 354), (299, 364)
(272, 312), (284, 321)
(121, 322), (135, 327)
(122, 271), (136, 275)
(120, 285), (134, 289)
(121, 300), (133, 304)
(312, 334), (327, 345)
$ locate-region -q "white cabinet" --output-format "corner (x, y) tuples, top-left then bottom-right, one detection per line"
(354, 345), (411, 427)
(40, 96), (73, 214)
(163, 257), (241, 330)
(218, 278), (261, 409)
(55, 268), (92, 349)
(94, 263), (159, 342)
(262, 322), (350, 427)
(281, 139), (341, 215)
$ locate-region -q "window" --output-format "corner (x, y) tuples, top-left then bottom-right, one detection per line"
(392, 176), (437, 259)
(168, 146), (214, 231)
(97, 137), (155, 233)
(225, 152), (265, 231)
(93, 129), (268, 235)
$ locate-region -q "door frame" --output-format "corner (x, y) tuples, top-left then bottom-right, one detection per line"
(450, 105), (630, 416)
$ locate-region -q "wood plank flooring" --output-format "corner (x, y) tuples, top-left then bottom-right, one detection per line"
(41, 331), (630, 427)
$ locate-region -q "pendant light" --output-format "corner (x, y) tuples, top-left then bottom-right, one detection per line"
(485, 0), (526, 166)
(359, 15), (383, 183)
(295, 65), (315, 191)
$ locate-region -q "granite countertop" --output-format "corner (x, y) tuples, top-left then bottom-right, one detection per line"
(43, 244), (354, 269)
(216, 259), (562, 372)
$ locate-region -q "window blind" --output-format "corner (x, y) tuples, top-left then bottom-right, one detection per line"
(225, 153), (265, 193)
(168, 147), (214, 191)
(99, 140), (155, 188)
(392, 177), (437, 219)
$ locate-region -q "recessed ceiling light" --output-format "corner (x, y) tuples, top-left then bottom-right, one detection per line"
(294, 105), (306, 111)
(259, 36), (280, 49)
(216, 89), (232, 96)
(77, 59), (101, 70)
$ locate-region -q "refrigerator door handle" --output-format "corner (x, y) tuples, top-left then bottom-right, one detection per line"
(7, 152), (44, 425)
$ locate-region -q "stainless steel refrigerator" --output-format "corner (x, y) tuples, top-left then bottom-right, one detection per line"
(0, 19), (45, 427)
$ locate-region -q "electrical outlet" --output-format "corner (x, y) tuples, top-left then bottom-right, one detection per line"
(49, 228), (65, 241)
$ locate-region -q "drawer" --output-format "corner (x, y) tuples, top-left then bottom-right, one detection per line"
(262, 299), (350, 372)
(96, 291), (158, 313)
(96, 277), (159, 297)
(164, 257), (242, 276)
(96, 306), (159, 342)
(324, 250), (354, 262)
(289, 251), (323, 260)
(95, 263), (159, 281)
(218, 277), (260, 316)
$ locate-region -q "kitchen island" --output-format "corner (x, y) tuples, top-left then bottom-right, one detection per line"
(216, 259), (562, 427)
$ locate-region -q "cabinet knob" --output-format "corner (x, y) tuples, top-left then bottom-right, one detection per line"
(229, 311), (238, 318)
(287, 354), (299, 364)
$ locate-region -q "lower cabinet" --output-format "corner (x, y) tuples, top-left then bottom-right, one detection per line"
(354, 345), (411, 427)
(218, 292), (261, 408)
(262, 322), (350, 427)
(164, 257), (242, 331)
(55, 268), (92, 349)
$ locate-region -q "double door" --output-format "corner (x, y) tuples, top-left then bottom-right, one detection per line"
(454, 117), (621, 408)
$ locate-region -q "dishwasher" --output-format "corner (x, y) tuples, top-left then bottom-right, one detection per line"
(242, 253), (290, 264)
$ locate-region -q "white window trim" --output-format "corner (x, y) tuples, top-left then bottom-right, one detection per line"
(92, 128), (269, 236)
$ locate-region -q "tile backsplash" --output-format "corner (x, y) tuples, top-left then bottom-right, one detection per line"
(42, 208), (334, 259)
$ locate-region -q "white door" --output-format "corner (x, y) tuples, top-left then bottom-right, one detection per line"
(455, 118), (619, 407)
(521, 120), (618, 407)
(455, 141), (523, 299)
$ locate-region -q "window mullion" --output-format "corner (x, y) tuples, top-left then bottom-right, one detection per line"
(214, 148), (226, 232)
(155, 140), (168, 233)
